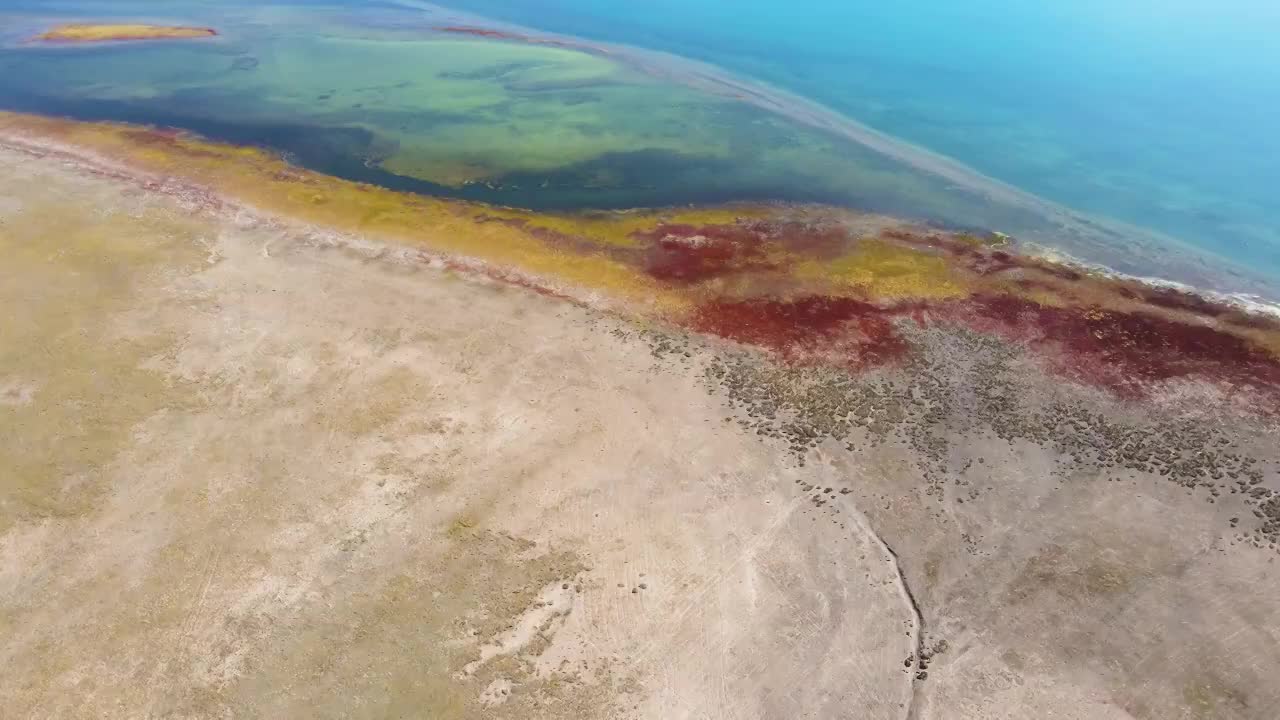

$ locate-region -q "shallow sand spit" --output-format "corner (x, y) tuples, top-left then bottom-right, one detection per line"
(32, 24), (218, 43)
(1, 126), (1279, 719)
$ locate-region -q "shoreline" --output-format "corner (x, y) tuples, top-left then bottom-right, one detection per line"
(1017, 241), (1280, 320)
(3, 110), (1279, 408)
(5, 3), (1274, 298)
(397, 1), (1280, 300)
(2, 106), (1274, 316)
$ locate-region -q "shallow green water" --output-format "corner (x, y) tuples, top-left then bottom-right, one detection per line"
(0, 6), (978, 217)
(440, 0), (1280, 291)
(1, 0), (1275, 299)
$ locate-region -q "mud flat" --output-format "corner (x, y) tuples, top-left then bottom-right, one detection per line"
(1, 124), (1279, 719)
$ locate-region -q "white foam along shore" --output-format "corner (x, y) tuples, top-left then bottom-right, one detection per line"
(1023, 243), (1280, 320)
(390, 1), (1280, 304)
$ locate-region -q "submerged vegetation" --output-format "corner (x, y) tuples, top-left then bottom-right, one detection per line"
(0, 19), (1099, 252)
(3, 3), (1276, 304)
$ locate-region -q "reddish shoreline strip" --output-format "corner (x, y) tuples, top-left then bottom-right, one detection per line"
(434, 25), (609, 55)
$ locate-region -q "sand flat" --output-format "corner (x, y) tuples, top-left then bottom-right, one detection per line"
(2, 140), (1279, 719)
(0, 146), (909, 718)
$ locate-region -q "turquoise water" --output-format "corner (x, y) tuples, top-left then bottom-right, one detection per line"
(436, 0), (1280, 288)
(2, 0), (1279, 298)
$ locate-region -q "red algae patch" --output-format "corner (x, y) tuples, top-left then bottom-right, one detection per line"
(635, 223), (771, 283)
(633, 221), (846, 284)
(690, 295), (908, 368)
(965, 294), (1280, 396)
(5, 111), (1280, 403)
(882, 228), (984, 260)
(34, 24), (218, 44)
(1134, 286), (1226, 318)
(763, 221), (849, 258)
(434, 26), (524, 41)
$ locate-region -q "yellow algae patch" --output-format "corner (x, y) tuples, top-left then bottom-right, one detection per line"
(954, 231), (1010, 249)
(475, 205), (773, 249)
(34, 24), (218, 43)
(1019, 287), (1071, 309)
(1240, 325), (1280, 361)
(6, 109), (1278, 363)
(800, 238), (970, 301)
(0, 112), (669, 309)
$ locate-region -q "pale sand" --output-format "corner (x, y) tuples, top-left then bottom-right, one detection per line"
(2, 145), (1278, 719)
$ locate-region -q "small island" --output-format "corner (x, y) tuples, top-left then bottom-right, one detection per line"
(34, 24), (218, 44)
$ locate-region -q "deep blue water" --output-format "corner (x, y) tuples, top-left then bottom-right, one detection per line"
(426, 0), (1280, 287)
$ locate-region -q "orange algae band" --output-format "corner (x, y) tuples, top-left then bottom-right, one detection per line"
(34, 24), (218, 43)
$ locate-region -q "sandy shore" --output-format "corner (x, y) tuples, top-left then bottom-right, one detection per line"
(2, 141), (1279, 719)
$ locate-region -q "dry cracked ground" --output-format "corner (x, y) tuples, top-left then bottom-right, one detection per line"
(2, 146), (1279, 719)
